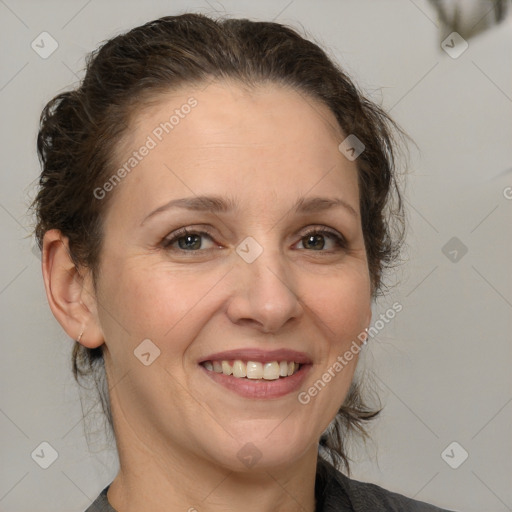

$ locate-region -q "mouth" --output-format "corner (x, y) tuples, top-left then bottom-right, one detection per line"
(201, 359), (302, 380)
(198, 349), (312, 399)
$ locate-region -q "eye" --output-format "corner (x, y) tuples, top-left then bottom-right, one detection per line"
(295, 227), (347, 252)
(161, 226), (347, 255)
(162, 227), (217, 252)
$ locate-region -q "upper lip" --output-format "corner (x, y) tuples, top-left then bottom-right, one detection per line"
(199, 348), (312, 365)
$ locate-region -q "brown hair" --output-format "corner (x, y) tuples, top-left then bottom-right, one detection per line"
(32, 13), (406, 475)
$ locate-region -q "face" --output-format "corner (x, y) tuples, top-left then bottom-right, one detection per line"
(92, 81), (372, 471)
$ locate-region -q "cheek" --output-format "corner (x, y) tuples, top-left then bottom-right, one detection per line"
(97, 259), (226, 357)
(302, 266), (369, 407)
(305, 264), (371, 342)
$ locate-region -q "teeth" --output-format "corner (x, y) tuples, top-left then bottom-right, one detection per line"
(222, 360), (233, 375)
(246, 361), (262, 379)
(232, 360), (247, 378)
(203, 359), (300, 379)
(263, 361), (280, 380)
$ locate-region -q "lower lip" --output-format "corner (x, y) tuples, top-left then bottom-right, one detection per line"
(200, 364), (311, 399)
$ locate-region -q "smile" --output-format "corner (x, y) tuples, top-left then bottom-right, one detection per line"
(201, 360), (301, 380)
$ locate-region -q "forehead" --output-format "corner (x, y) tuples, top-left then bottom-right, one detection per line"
(126, 80), (344, 149)
(106, 80), (359, 220)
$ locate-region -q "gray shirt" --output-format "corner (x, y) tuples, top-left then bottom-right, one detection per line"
(85, 456), (455, 511)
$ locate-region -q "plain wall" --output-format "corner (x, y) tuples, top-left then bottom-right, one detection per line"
(0, 1), (511, 511)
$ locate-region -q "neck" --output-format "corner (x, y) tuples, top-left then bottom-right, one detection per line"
(108, 441), (318, 512)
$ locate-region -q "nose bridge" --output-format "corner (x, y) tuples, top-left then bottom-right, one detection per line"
(227, 232), (302, 332)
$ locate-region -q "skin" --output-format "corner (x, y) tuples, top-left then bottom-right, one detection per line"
(42, 80), (372, 512)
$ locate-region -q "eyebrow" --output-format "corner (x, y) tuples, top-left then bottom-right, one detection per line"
(141, 194), (358, 225)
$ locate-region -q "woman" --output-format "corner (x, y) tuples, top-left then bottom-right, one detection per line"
(33, 13), (454, 512)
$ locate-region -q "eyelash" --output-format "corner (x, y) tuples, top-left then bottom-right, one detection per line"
(161, 226), (347, 254)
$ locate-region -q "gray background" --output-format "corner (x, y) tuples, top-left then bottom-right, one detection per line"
(1, 1), (511, 511)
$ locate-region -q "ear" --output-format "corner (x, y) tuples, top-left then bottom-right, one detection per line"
(41, 229), (104, 349)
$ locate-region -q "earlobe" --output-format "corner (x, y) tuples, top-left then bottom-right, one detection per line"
(41, 229), (104, 349)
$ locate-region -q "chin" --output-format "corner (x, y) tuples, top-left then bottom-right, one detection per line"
(203, 424), (316, 473)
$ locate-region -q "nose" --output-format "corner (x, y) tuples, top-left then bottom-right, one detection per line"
(225, 243), (303, 334)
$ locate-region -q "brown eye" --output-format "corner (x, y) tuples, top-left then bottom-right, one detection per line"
(296, 228), (347, 252)
(302, 233), (326, 250)
(163, 228), (216, 252)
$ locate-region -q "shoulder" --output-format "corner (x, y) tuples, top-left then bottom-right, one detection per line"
(316, 456), (456, 512)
